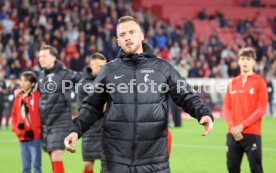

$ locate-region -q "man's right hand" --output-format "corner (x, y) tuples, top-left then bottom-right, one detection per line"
(64, 132), (78, 153)
(232, 133), (243, 141)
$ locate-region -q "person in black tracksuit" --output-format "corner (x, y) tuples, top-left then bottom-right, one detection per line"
(0, 70), (7, 130)
(65, 16), (214, 173)
(266, 76), (274, 116)
(77, 53), (107, 173)
(5, 75), (18, 130)
(38, 45), (82, 173)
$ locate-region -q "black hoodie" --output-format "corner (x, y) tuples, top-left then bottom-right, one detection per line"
(72, 43), (213, 165)
(38, 60), (82, 151)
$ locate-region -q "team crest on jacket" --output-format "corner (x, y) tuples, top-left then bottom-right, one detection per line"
(47, 73), (55, 82)
(249, 88), (255, 95)
(144, 74), (150, 82)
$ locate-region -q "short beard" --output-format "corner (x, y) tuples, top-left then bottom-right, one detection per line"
(123, 44), (140, 55)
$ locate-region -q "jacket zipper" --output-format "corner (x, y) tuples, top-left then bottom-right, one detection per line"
(43, 75), (49, 151)
(242, 76), (247, 87)
(132, 66), (138, 163)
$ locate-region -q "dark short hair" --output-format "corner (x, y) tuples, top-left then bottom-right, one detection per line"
(39, 45), (58, 58)
(20, 71), (37, 84)
(238, 47), (256, 60)
(91, 52), (106, 61)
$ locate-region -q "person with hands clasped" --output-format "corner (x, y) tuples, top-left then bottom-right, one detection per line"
(223, 47), (268, 173)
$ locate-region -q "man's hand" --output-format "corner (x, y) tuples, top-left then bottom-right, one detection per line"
(199, 116), (213, 136)
(64, 132), (78, 153)
(232, 132), (244, 141)
(230, 124), (244, 136)
(230, 124), (244, 141)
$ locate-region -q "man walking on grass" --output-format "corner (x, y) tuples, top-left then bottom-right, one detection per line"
(65, 16), (214, 173)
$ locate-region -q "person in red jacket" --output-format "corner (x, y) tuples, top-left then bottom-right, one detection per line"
(223, 47), (268, 173)
(12, 71), (42, 173)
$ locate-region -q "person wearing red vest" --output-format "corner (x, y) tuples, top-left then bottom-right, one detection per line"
(12, 71), (42, 173)
(223, 47), (268, 173)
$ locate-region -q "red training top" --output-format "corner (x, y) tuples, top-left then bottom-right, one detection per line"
(223, 73), (268, 135)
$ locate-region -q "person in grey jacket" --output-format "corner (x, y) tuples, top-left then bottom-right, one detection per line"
(77, 53), (106, 173)
(65, 16), (213, 173)
(38, 45), (81, 173)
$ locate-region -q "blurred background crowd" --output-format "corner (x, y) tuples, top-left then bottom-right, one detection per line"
(0, 0), (275, 129)
(0, 0), (275, 78)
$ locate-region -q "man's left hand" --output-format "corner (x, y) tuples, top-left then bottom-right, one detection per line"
(231, 124), (244, 137)
(199, 116), (213, 136)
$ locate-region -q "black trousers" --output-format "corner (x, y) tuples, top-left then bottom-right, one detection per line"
(101, 161), (170, 173)
(0, 104), (3, 127)
(169, 97), (181, 127)
(268, 98), (274, 115)
(227, 133), (263, 173)
(5, 101), (13, 127)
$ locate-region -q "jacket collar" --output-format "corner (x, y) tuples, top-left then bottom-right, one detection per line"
(43, 60), (64, 74)
(82, 66), (96, 80)
(117, 43), (156, 62)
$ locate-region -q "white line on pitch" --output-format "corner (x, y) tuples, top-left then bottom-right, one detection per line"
(173, 143), (276, 152)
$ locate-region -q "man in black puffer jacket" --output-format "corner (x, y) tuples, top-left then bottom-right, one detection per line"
(77, 53), (107, 173)
(65, 16), (214, 173)
(38, 45), (82, 173)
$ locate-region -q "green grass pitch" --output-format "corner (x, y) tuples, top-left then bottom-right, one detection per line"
(1, 118), (276, 173)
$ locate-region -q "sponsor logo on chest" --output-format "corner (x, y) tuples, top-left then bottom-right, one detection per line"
(230, 87), (255, 95)
(140, 69), (154, 73)
(249, 88), (255, 95)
